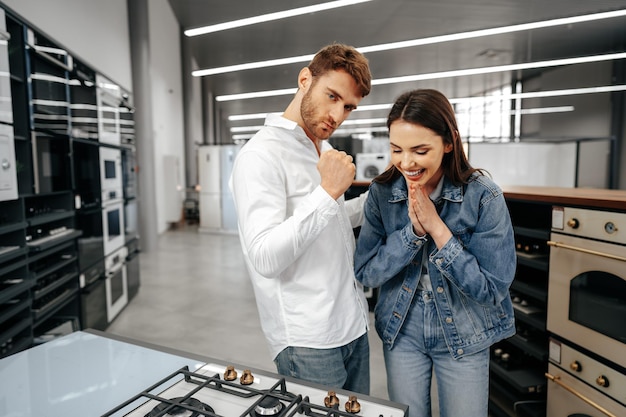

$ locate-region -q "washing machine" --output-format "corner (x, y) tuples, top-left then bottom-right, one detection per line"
(355, 153), (389, 181)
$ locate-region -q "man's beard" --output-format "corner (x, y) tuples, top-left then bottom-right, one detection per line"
(300, 88), (334, 140)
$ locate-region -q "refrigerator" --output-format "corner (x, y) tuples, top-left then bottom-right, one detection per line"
(197, 145), (240, 232)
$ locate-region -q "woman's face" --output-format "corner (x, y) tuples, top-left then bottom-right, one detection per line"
(389, 120), (453, 194)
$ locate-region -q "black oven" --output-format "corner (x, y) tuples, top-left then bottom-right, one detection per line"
(79, 258), (107, 331)
(75, 207), (104, 273)
(72, 140), (101, 210)
(30, 131), (71, 195)
(121, 146), (137, 200)
(26, 27), (72, 136)
(69, 59), (98, 141)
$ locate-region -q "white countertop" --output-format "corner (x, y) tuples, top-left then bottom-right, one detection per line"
(0, 330), (206, 417)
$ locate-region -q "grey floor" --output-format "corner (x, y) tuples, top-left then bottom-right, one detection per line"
(105, 225), (390, 400)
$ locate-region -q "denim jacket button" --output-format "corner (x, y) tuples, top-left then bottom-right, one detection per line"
(445, 317), (453, 324)
(436, 287), (444, 293)
(435, 258), (443, 266)
(457, 348), (464, 355)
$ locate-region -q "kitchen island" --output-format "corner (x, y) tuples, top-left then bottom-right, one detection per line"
(0, 330), (206, 417)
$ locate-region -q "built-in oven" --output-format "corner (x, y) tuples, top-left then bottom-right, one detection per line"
(69, 59), (98, 141)
(104, 246), (128, 324)
(546, 342), (625, 417)
(102, 199), (125, 256)
(99, 145), (122, 200)
(96, 74), (122, 146)
(0, 9), (13, 126)
(79, 257), (107, 331)
(75, 207), (104, 273)
(0, 123), (18, 202)
(26, 27), (72, 136)
(545, 206), (626, 416)
(30, 131), (72, 194)
(72, 140), (101, 210)
(121, 145), (137, 200)
(125, 238), (140, 301)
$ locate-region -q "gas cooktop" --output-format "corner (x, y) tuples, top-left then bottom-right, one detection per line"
(102, 363), (408, 417)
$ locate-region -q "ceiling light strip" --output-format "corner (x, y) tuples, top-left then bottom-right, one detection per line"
(185, 0), (373, 37)
(373, 52), (626, 85)
(195, 9), (626, 77)
(216, 53), (626, 101)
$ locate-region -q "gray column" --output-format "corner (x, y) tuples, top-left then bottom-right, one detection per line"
(127, 0), (158, 252)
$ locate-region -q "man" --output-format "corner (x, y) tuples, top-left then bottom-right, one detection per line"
(229, 43), (372, 394)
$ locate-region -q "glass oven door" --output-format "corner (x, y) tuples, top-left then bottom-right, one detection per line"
(104, 246), (128, 323)
(102, 200), (125, 256)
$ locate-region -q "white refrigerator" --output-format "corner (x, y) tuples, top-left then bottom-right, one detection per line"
(197, 145), (240, 232)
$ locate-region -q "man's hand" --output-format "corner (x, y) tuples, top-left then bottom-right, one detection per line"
(318, 150), (355, 200)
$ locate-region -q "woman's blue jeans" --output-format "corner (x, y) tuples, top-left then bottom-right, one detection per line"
(383, 290), (490, 417)
(274, 333), (370, 395)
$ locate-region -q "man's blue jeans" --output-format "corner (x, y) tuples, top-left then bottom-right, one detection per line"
(273, 333), (370, 395)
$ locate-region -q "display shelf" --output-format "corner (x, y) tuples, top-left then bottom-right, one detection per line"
(510, 278), (548, 304)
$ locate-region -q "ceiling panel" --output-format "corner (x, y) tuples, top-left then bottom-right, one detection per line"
(168, 0), (626, 139)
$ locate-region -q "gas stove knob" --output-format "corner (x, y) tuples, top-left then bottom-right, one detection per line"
(345, 395), (361, 414)
(223, 365), (237, 381)
(569, 361), (582, 372)
(604, 221), (617, 234)
(596, 375), (610, 388)
(567, 218), (579, 229)
(240, 369), (254, 385)
(324, 391), (340, 408)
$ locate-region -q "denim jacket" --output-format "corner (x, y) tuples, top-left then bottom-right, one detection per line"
(354, 173), (516, 359)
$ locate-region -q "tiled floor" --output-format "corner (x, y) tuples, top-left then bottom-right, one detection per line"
(105, 225), (390, 400)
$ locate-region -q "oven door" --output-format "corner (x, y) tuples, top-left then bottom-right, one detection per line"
(105, 246), (128, 323)
(102, 200), (125, 256)
(99, 146), (122, 198)
(546, 363), (623, 417)
(31, 131), (72, 194)
(547, 233), (626, 367)
(0, 123), (18, 202)
(96, 74), (122, 146)
(80, 260), (107, 331)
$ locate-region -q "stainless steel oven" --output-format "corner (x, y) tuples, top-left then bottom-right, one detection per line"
(104, 246), (128, 323)
(546, 342), (625, 417)
(96, 74), (122, 146)
(546, 206), (626, 416)
(99, 146), (122, 200)
(26, 27), (72, 136)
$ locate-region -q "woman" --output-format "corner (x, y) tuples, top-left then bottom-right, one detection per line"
(354, 89), (516, 417)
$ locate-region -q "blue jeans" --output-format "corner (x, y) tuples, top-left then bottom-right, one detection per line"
(273, 333), (370, 395)
(383, 290), (490, 417)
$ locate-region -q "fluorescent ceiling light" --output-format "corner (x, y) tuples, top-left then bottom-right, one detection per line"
(216, 53), (626, 102)
(194, 9), (626, 77)
(512, 106), (575, 115)
(185, 0), (373, 37)
(227, 85), (626, 134)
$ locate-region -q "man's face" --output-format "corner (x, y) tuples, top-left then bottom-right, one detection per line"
(300, 69), (362, 141)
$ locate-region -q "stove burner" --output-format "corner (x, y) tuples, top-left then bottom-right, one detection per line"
(252, 395), (283, 417)
(146, 397), (215, 417)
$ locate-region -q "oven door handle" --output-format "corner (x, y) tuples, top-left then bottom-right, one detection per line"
(547, 241), (626, 262)
(545, 372), (618, 417)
